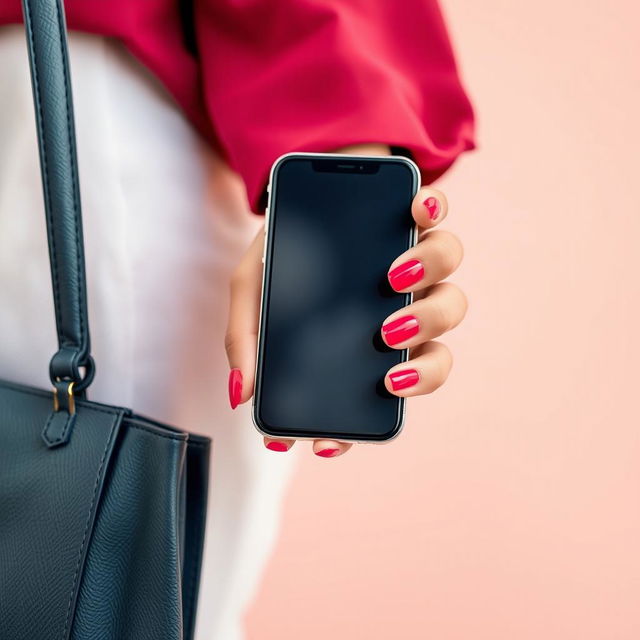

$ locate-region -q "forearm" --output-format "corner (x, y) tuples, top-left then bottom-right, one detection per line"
(333, 144), (391, 156)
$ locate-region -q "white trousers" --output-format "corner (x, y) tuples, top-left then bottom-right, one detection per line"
(0, 26), (298, 640)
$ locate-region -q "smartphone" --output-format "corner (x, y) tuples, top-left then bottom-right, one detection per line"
(253, 152), (420, 442)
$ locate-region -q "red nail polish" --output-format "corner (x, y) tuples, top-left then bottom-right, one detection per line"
(424, 196), (441, 220)
(266, 441), (289, 452)
(388, 369), (419, 391)
(316, 448), (340, 458)
(388, 260), (424, 291)
(228, 368), (242, 410)
(381, 315), (419, 346)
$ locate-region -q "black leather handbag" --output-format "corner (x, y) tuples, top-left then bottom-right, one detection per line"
(0, 1), (211, 638)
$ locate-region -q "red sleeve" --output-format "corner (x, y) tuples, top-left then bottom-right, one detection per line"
(195, 0), (475, 212)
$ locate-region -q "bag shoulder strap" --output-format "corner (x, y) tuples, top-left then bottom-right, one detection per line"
(22, 0), (95, 396)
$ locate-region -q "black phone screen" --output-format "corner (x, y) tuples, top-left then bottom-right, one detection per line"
(253, 155), (418, 441)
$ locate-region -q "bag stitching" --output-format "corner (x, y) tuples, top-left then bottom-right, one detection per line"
(1, 382), (210, 631)
(2, 383), (199, 443)
(42, 412), (75, 447)
(41, 411), (58, 446)
(2, 383), (118, 416)
(56, 412), (75, 445)
(60, 409), (122, 639)
(54, 0), (86, 356)
(126, 422), (187, 442)
(24, 0), (63, 347)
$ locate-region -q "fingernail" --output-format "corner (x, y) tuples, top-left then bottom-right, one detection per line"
(228, 368), (242, 410)
(388, 369), (420, 391)
(424, 196), (441, 220)
(316, 448), (340, 458)
(266, 441), (289, 452)
(388, 259), (424, 291)
(381, 315), (419, 346)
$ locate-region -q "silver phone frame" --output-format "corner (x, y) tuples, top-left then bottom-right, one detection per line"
(251, 152), (421, 444)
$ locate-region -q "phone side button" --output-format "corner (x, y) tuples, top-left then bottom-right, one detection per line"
(261, 214), (268, 264)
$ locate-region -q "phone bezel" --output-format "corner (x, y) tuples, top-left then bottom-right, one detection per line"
(252, 152), (420, 443)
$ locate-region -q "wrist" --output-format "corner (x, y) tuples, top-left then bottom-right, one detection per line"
(333, 143), (391, 156)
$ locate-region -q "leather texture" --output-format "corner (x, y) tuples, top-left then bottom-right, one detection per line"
(22, 0), (94, 392)
(0, 379), (211, 640)
(0, 1), (212, 638)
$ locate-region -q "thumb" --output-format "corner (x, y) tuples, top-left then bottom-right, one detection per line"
(225, 226), (265, 409)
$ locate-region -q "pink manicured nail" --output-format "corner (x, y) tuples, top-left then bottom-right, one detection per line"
(388, 259), (424, 291)
(381, 315), (419, 346)
(388, 369), (420, 391)
(424, 196), (441, 220)
(266, 441), (289, 452)
(228, 368), (242, 410)
(316, 448), (340, 458)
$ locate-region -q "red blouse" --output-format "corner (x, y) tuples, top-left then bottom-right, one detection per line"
(0, 0), (475, 211)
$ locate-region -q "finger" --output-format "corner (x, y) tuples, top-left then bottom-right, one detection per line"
(411, 186), (448, 229)
(381, 282), (468, 348)
(312, 440), (354, 458)
(385, 341), (453, 397)
(225, 226), (265, 407)
(387, 229), (464, 293)
(263, 436), (297, 453)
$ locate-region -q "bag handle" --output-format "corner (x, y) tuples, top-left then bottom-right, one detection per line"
(22, 0), (95, 397)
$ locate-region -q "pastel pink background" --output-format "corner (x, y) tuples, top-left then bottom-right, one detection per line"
(247, 2), (640, 638)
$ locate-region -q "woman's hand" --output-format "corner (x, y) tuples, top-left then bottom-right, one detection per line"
(225, 146), (467, 457)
